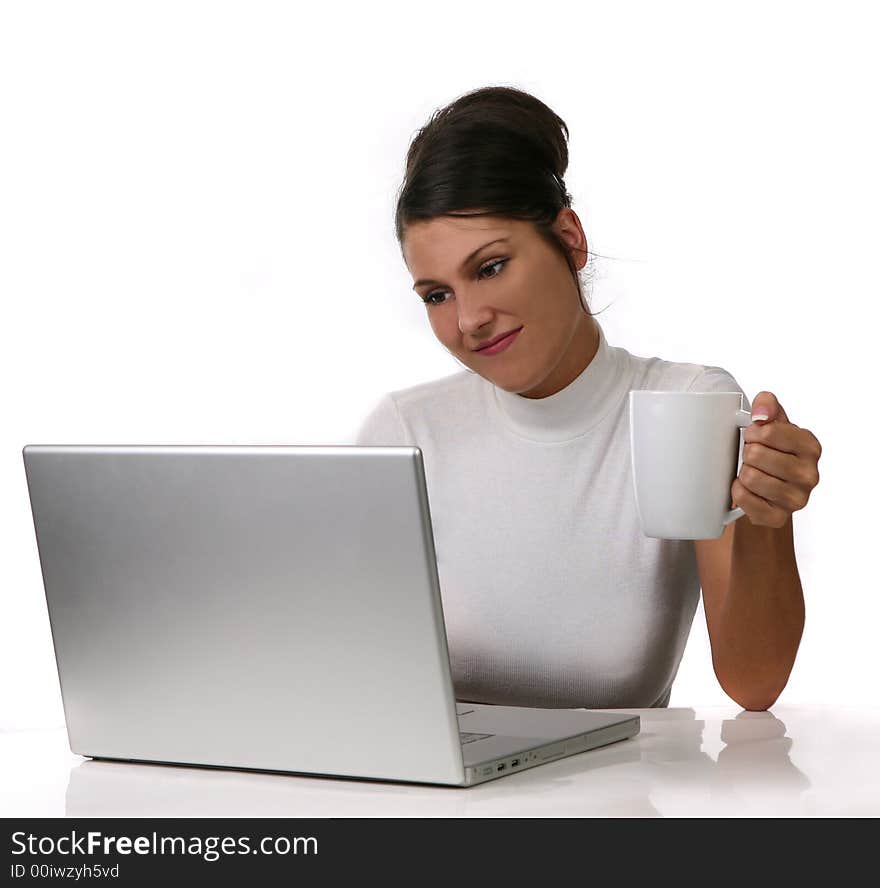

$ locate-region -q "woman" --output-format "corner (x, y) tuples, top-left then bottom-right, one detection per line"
(356, 86), (821, 711)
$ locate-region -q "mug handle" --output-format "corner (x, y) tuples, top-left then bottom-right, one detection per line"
(721, 409), (754, 526)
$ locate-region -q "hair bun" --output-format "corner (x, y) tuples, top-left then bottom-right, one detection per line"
(440, 86), (570, 180)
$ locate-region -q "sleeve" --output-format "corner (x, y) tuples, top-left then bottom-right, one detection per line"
(686, 365), (752, 413)
(354, 393), (410, 445)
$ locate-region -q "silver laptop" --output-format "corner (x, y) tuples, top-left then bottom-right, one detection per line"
(22, 444), (639, 787)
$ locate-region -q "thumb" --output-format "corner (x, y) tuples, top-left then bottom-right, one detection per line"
(750, 390), (788, 423)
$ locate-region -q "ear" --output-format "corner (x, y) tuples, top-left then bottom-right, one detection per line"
(552, 207), (589, 271)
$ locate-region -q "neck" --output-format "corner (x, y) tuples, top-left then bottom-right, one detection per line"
(518, 315), (600, 399)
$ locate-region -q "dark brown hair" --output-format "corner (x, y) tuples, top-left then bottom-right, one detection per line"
(394, 85), (595, 314)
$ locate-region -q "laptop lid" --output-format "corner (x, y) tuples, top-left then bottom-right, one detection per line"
(23, 445), (465, 785)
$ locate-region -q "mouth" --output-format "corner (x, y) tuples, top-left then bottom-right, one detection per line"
(473, 326), (523, 355)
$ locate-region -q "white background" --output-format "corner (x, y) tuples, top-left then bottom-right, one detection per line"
(1, 0), (875, 730)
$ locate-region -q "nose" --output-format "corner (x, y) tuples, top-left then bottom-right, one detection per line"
(455, 287), (494, 336)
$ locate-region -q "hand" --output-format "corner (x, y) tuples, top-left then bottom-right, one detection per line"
(731, 391), (822, 528)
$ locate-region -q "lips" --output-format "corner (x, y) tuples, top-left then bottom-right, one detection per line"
(473, 326), (524, 352)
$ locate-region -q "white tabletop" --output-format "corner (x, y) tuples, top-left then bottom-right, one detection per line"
(3, 705), (878, 817)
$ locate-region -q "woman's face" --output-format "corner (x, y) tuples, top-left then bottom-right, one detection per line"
(402, 208), (597, 398)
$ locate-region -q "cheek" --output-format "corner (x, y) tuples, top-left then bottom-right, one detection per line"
(430, 312), (459, 345)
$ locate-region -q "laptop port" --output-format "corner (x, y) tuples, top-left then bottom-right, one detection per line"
(511, 758), (520, 767)
(496, 763), (506, 771)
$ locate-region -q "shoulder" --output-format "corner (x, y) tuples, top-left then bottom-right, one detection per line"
(388, 368), (479, 412)
(355, 370), (479, 445)
(621, 341), (749, 403)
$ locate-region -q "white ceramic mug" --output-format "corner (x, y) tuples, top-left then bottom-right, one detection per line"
(629, 390), (753, 540)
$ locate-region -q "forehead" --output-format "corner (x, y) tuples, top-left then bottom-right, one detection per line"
(403, 215), (528, 270)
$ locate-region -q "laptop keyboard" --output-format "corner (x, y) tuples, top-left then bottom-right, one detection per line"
(460, 731), (494, 745)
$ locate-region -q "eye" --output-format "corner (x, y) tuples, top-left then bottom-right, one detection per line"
(479, 257), (507, 279)
(421, 258), (509, 306)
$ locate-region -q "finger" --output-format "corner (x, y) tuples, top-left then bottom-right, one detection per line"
(743, 420), (814, 458)
(742, 441), (815, 487)
(799, 427), (823, 462)
(737, 464), (810, 512)
(731, 477), (791, 527)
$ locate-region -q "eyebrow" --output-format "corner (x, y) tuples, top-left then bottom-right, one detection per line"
(411, 238), (511, 290)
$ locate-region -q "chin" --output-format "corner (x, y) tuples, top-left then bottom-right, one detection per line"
(487, 368), (544, 395)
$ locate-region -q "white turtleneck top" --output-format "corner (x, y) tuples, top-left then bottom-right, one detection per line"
(354, 320), (750, 709)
